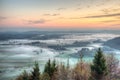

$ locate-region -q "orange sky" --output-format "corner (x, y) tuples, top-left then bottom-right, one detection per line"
(0, 0), (120, 29)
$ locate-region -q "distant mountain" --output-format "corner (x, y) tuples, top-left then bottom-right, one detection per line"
(104, 37), (120, 50)
(0, 31), (64, 40)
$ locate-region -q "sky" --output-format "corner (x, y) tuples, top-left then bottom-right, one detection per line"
(0, 0), (120, 30)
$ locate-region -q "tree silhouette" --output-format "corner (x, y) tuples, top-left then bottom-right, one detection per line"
(44, 59), (57, 79)
(90, 48), (107, 80)
(31, 61), (40, 80)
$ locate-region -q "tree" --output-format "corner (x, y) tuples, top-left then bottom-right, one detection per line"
(90, 48), (107, 80)
(16, 70), (29, 80)
(22, 70), (29, 80)
(44, 59), (57, 79)
(30, 61), (40, 80)
(55, 63), (69, 80)
(44, 59), (51, 76)
(51, 59), (57, 76)
(106, 54), (120, 80)
(72, 51), (90, 80)
(41, 73), (50, 80)
(67, 57), (70, 70)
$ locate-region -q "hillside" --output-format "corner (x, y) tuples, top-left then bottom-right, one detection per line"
(104, 37), (120, 50)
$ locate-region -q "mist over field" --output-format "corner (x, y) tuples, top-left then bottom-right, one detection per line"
(0, 30), (120, 80)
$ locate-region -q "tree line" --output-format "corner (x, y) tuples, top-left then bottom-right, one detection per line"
(16, 48), (120, 80)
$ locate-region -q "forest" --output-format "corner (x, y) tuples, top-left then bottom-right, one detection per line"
(15, 48), (120, 80)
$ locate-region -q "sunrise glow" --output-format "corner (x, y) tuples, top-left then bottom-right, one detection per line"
(0, 0), (120, 29)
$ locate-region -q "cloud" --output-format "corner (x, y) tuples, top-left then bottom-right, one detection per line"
(27, 19), (47, 24)
(76, 8), (82, 10)
(101, 9), (109, 14)
(116, 16), (120, 19)
(56, 8), (66, 10)
(59, 17), (82, 20)
(58, 17), (66, 19)
(0, 16), (7, 21)
(77, 3), (81, 6)
(83, 13), (120, 18)
(101, 8), (120, 14)
(52, 14), (60, 16)
(114, 24), (120, 26)
(69, 17), (81, 19)
(112, 8), (120, 12)
(43, 13), (60, 16)
(111, 23), (120, 26)
(86, 5), (90, 8)
(43, 14), (51, 16)
(100, 20), (120, 23)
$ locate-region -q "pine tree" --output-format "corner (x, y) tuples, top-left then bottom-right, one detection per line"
(90, 48), (107, 80)
(51, 59), (57, 76)
(44, 59), (51, 77)
(41, 73), (50, 80)
(16, 70), (29, 80)
(31, 61), (40, 80)
(22, 70), (29, 80)
(44, 59), (57, 79)
(67, 57), (70, 69)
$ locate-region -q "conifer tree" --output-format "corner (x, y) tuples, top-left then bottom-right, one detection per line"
(44, 59), (57, 79)
(22, 70), (29, 80)
(16, 70), (29, 80)
(67, 57), (70, 69)
(51, 59), (57, 76)
(41, 73), (50, 80)
(31, 61), (40, 80)
(90, 48), (107, 80)
(44, 59), (51, 77)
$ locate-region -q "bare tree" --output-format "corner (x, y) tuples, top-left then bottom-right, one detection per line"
(106, 54), (120, 80)
(71, 51), (90, 80)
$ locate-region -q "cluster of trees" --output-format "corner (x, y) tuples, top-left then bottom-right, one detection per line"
(16, 48), (120, 80)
